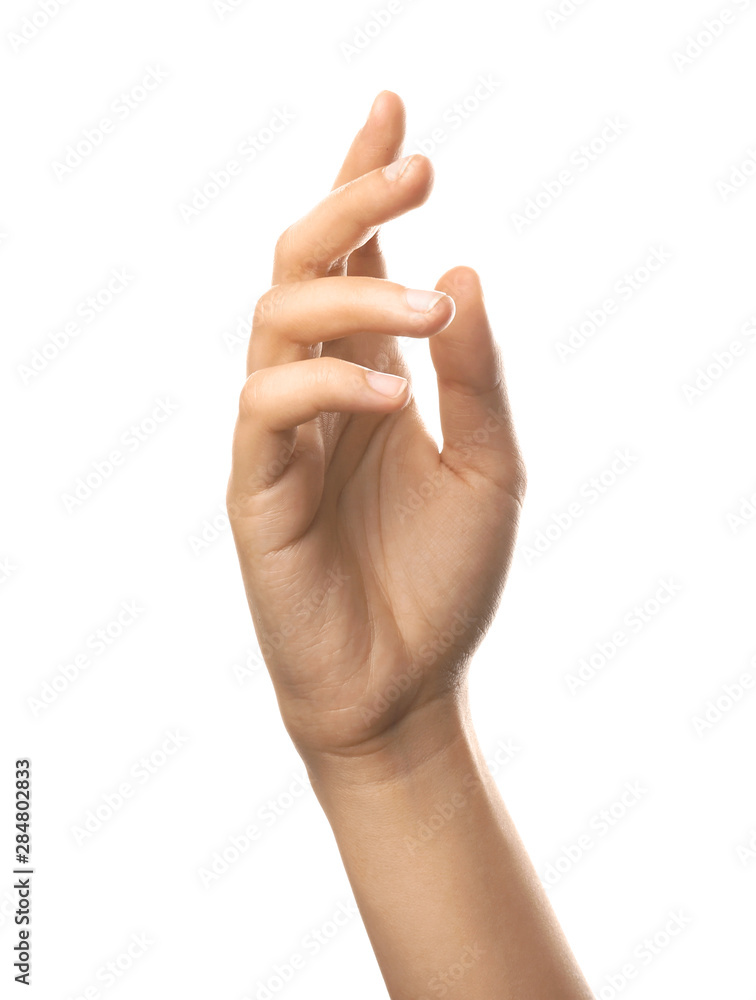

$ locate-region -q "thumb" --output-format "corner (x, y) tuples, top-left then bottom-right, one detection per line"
(429, 266), (526, 499)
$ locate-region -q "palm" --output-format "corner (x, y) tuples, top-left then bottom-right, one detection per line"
(247, 385), (518, 754)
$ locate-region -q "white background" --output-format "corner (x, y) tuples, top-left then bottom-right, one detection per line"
(2, 0), (756, 998)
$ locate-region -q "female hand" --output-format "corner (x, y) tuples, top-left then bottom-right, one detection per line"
(227, 91), (526, 769)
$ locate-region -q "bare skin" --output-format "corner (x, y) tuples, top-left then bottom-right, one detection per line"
(228, 90), (593, 999)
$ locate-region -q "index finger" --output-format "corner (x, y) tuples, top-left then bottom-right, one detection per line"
(332, 91), (407, 279)
(272, 152), (433, 286)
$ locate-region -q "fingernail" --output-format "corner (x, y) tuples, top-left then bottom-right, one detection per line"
(366, 370), (408, 397)
(405, 288), (445, 313)
(384, 154), (414, 182)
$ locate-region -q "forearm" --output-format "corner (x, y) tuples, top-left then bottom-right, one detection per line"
(303, 690), (593, 1000)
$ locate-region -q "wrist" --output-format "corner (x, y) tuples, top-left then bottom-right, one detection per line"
(299, 689), (477, 797)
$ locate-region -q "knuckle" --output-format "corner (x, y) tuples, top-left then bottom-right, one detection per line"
(352, 232), (382, 259)
(303, 238), (339, 277)
(238, 373), (262, 419)
(327, 254), (349, 275)
(312, 358), (338, 390)
(253, 285), (285, 333)
(274, 225), (295, 264)
(311, 357), (348, 396)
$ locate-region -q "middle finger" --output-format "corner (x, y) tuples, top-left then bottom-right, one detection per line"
(247, 277), (455, 375)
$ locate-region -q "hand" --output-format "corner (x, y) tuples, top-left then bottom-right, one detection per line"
(227, 91), (526, 767)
